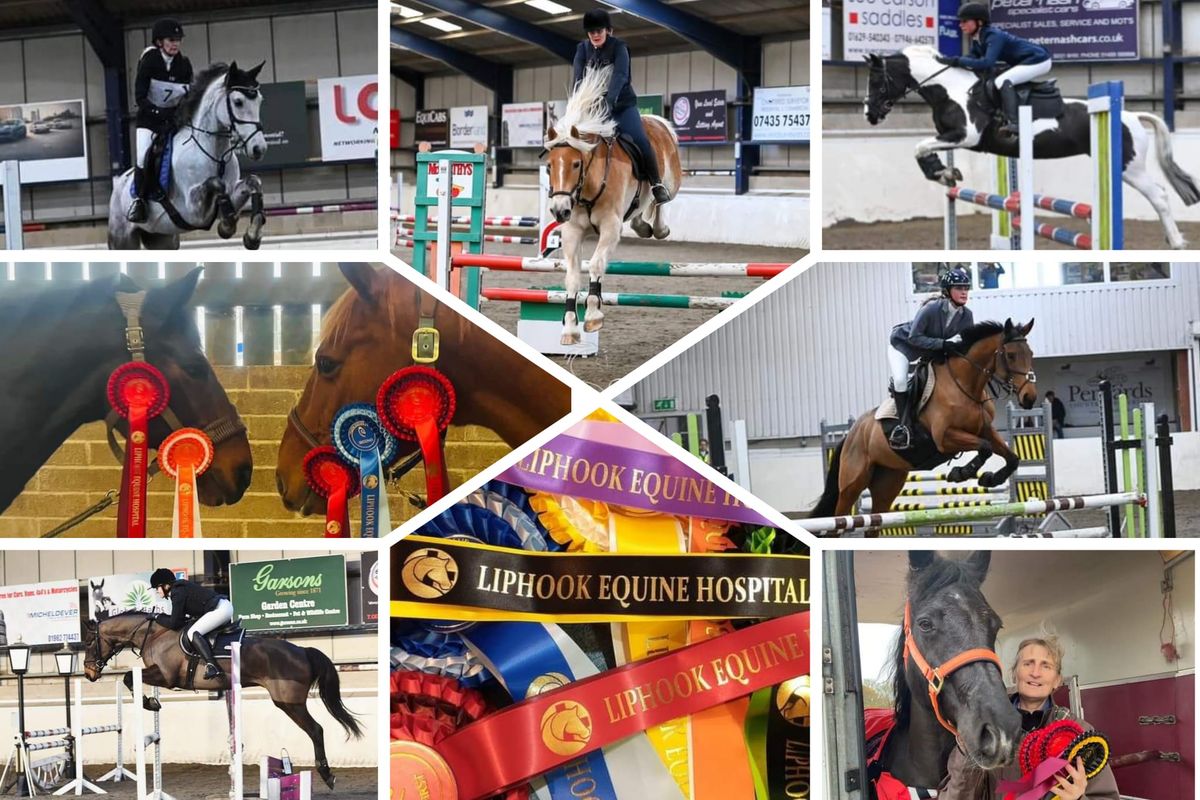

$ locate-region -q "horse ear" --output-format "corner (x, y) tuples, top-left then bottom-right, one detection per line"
(248, 60), (266, 81)
(570, 125), (580, 139)
(964, 551), (991, 584)
(546, 126), (558, 141)
(1022, 318), (1035, 335)
(909, 551), (935, 571)
(226, 62), (239, 85)
(338, 262), (380, 308)
(146, 268), (202, 330)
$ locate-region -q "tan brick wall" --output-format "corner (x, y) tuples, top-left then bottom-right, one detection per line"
(0, 365), (507, 538)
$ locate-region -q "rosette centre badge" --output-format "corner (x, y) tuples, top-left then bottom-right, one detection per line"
(401, 548), (458, 599)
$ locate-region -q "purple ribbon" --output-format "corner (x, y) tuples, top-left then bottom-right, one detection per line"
(498, 432), (772, 525)
(996, 756), (1070, 800)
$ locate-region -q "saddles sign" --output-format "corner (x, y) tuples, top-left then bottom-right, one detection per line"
(0, 580), (80, 645)
(230, 555), (348, 630)
(317, 74), (377, 162)
(842, 0), (941, 58)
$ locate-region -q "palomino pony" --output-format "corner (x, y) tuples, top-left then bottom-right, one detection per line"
(864, 45), (1200, 249)
(83, 611), (363, 790)
(544, 66), (682, 344)
(109, 62), (268, 250)
(275, 262), (572, 515)
(870, 551), (1020, 795)
(810, 319), (1037, 524)
(0, 268), (252, 517)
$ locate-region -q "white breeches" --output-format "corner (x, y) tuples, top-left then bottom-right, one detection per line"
(186, 598), (234, 638)
(996, 60), (1052, 88)
(888, 345), (913, 393)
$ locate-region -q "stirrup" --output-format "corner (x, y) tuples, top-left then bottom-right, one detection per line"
(204, 663), (222, 679)
(889, 425), (912, 449)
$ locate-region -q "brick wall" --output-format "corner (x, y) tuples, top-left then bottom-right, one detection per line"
(1, 365), (508, 537)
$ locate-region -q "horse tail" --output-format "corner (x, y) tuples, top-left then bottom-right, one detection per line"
(808, 439), (844, 519)
(304, 647), (364, 740)
(1138, 112), (1200, 205)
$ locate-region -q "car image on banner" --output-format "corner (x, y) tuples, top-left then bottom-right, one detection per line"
(0, 99), (88, 182)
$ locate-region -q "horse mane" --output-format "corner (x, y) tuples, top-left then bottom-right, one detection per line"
(957, 320), (1008, 351)
(545, 66), (617, 152)
(320, 268), (417, 348)
(175, 63), (229, 125)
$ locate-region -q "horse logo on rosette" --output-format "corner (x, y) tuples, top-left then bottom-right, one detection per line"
(540, 700), (593, 756)
(400, 548), (458, 599)
(776, 676), (810, 727)
(526, 672), (571, 698)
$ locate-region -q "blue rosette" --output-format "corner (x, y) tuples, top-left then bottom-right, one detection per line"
(331, 403), (397, 537)
(391, 619), (490, 687)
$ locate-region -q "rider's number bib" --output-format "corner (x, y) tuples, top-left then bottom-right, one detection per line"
(149, 79), (189, 109)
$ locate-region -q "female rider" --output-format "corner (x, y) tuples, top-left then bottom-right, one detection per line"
(938, 3), (1051, 135)
(573, 9), (671, 205)
(886, 267), (974, 449)
(128, 19), (194, 223)
(150, 567), (232, 680)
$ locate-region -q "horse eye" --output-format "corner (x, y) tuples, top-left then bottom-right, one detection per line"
(315, 355), (338, 376)
(184, 360), (209, 380)
(917, 618), (934, 632)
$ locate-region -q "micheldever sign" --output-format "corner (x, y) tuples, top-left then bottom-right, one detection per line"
(230, 555), (348, 630)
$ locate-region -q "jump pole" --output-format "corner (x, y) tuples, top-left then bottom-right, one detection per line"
(480, 287), (743, 310)
(450, 254), (788, 278)
(229, 642), (244, 800)
(131, 668), (173, 800)
(2, 160), (21, 250)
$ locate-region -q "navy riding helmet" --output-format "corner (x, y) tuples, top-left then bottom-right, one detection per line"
(583, 9), (612, 32)
(940, 266), (972, 291)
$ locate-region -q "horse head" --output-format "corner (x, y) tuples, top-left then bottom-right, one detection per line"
(950, 319), (1038, 409)
(220, 61), (268, 160)
(863, 52), (914, 125)
(897, 551), (1020, 771)
(110, 269), (253, 505)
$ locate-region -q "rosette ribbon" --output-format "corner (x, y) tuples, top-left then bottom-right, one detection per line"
(303, 445), (361, 537)
(377, 366), (456, 505)
(108, 362), (169, 537)
(998, 719), (1110, 800)
(158, 428), (214, 538)
(333, 403), (397, 538)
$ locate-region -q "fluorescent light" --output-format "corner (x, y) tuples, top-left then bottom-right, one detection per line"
(420, 18), (463, 33)
(391, 3), (422, 18)
(525, 0), (571, 14)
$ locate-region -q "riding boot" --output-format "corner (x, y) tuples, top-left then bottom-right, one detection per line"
(191, 632), (222, 680)
(642, 151), (671, 204)
(890, 390), (913, 449)
(126, 167), (148, 223)
(998, 83), (1020, 136)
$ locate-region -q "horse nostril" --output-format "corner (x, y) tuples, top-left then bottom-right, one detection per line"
(236, 463), (253, 492)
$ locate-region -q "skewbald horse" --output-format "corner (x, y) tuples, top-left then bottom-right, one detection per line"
(544, 66), (683, 345)
(810, 319), (1037, 528)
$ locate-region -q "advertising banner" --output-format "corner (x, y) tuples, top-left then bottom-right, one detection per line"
(0, 99), (88, 183)
(415, 108), (449, 147)
(361, 551), (379, 624)
(450, 105), (489, 149)
(991, 0), (1138, 61)
(230, 555), (348, 631)
(391, 109), (401, 149)
(0, 580), (81, 645)
(669, 90), (727, 143)
(317, 74), (377, 161)
(751, 86), (810, 142)
(842, 0), (939, 58)
(254, 81), (310, 166)
(500, 102), (545, 148)
(87, 571), (181, 620)
(637, 94), (664, 117)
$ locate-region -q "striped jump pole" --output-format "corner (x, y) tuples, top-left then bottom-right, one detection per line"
(947, 189), (1091, 220)
(397, 234), (536, 246)
(481, 287), (743, 310)
(1012, 217), (1092, 249)
(392, 213), (539, 227)
(451, 253), (788, 278)
(800, 492), (1146, 534)
(266, 201), (376, 218)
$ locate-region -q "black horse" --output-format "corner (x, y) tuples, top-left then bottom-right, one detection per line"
(872, 551), (1021, 795)
(0, 269), (252, 517)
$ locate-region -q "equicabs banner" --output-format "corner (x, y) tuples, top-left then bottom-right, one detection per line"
(415, 108), (449, 147)
(991, 0), (1138, 61)
(450, 105), (489, 149)
(317, 74), (377, 161)
(0, 580), (81, 645)
(843, 0), (939, 58)
(670, 90), (727, 142)
(500, 102), (544, 148)
(230, 555), (348, 630)
(0, 99), (88, 183)
(752, 86), (810, 142)
(87, 571), (177, 620)
(254, 80), (310, 166)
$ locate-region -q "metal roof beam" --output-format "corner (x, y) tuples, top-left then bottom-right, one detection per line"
(64, 0), (129, 173)
(391, 27), (512, 99)
(64, 0), (122, 63)
(601, 0), (760, 81)
(412, 0), (576, 62)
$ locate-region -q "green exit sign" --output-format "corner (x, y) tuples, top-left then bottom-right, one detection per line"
(653, 398), (676, 411)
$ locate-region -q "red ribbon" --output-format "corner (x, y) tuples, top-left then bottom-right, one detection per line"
(377, 367), (455, 504)
(303, 446), (360, 537)
(108, 364), (168, 538)
(432, 612), (809, 800)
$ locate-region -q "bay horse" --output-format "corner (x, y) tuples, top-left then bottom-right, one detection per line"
(869, 551), (1020, 796)
(109, 61), (268, 250)
(275, 262), (572, 515)
(864, 45), (1200, 249)
(83, 611), (362, 790)
(544, 66), (682, 344)
(810, 319), (1037, 526)
(0, 268), (252, 517)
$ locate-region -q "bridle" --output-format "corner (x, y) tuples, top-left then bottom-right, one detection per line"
(183, 79), (263, 175)
(867, 55), (953, 119)
(946, 330), (1037, 407)
(84, 614), (157, 675)
(902, 601), (1003, 736)
(105, 287), (246, 472)
(544, 138), (613, 216)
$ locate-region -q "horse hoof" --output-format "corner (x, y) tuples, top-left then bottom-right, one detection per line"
(560, 331), (581, 346)
(631, 219), (653, 238)
(218, 222), (236, 239)
(319, 771), (335, 791)
(978, 471), (1000, 488)
(243, 234), (261, 251)
(947, 466), (970, 483)
(143, 697), (162, 712)
(653, 226), (671, 240)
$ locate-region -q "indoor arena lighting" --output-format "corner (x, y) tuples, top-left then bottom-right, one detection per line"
(420, 17), (462, 33)
(525, 0), (571, 14)
(391, 3), (421, 18)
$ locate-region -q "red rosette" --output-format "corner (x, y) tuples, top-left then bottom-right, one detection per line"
(1018, 726), (1046, 776)
(390, 670), (527, 800)
(376, 366), (456, 441)
(303, 446), (362, 499)
(159, 428), (214, 478)
(106, 362), (169, 419)
(1040, 718), (1084, 763)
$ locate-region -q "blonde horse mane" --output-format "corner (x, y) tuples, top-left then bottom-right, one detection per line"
(545, 66), (617, 152)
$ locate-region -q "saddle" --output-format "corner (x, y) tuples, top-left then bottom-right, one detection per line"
(875, 362), (946, 469)
(602, 132), (648, 222)
(972, 77), (1065, 123)
(130, 128), (177, 200)
(177, 621), (245, 689)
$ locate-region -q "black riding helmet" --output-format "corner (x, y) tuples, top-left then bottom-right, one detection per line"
(957, 3), (990, 24)
(583, 9), (612, 32)
(149, 568), (177, 589)
(152, 19), (184, 42)
(940, 266), (973, 291)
